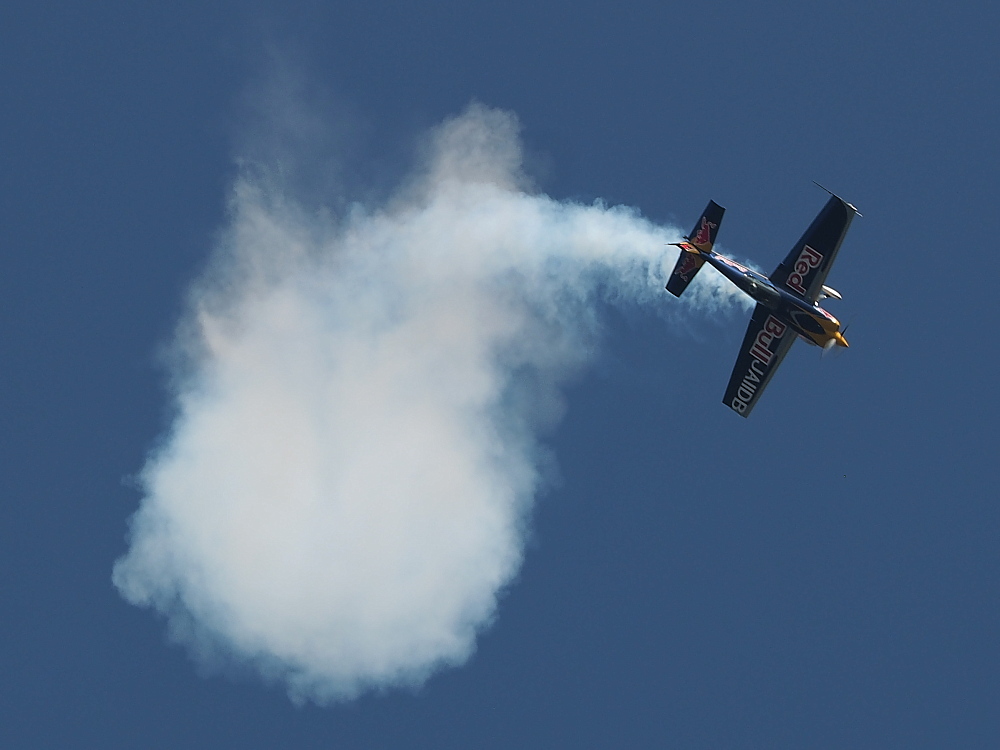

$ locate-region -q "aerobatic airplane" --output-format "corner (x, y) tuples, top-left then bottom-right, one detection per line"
(665, 189), (859, 417)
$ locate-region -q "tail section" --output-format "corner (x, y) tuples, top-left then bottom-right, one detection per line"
(665, 200), (724, 297)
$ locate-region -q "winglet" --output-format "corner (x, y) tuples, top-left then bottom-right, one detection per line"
(812, 181), (862, 217)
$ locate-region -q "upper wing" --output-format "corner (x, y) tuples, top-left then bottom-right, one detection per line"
(770, 195), (857, 303)
(723, 303), (796, 417)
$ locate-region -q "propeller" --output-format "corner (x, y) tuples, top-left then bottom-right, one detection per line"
(841, 314), (857, 340)
(821, 315), (856, 359)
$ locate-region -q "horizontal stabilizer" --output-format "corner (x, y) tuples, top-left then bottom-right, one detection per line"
(686, 200), (725, 252)
(665, 249), (706, 297)
(665, 200), (724, 297)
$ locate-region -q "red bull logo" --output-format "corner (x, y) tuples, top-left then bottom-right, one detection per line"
(786, 245), (823, 295)
(691, 217), (716, 248)
(675, 251), (701, 281)
(748, 315), (787, 365)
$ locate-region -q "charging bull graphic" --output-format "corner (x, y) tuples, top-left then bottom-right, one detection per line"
(673, 251), (703, 282)
(690, 217), (717, 249)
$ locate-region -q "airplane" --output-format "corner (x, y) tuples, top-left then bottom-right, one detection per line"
(665, 189), (859, 417)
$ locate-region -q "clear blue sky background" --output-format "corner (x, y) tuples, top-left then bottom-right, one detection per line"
(2, 1), (997, 747)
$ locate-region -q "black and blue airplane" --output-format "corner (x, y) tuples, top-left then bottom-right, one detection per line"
(666, 190), (858, 417)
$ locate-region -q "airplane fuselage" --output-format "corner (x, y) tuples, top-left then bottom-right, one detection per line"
(699, 248), (847, 349)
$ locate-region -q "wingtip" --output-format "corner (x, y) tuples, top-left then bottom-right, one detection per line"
(812, 181), (861, 216)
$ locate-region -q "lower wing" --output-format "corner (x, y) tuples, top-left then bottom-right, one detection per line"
(723, 304), (796, 417)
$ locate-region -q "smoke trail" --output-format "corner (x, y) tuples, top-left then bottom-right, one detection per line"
(113, 103), (746, 703)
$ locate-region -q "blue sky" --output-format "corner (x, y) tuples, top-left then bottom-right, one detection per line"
(2, 1), (998, 747)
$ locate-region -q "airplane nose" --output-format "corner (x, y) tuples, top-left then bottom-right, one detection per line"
(835, 331), (849, 348)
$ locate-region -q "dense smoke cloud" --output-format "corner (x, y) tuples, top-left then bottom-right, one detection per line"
(113, 103), (746, 703)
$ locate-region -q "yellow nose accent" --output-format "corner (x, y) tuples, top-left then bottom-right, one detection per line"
(834, 331), (849, 348)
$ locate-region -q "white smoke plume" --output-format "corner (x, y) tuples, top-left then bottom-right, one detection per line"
(113, 103), (747, 703)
